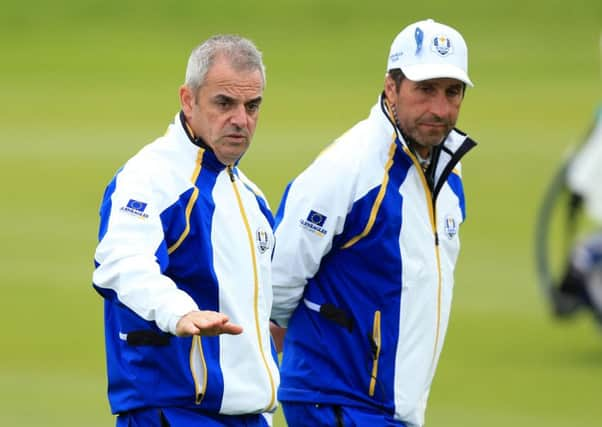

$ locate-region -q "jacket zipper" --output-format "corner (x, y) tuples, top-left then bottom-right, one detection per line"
(227, 165), (277, 411)
(383, 95), (477, 376)
(403, 146), (443, 373)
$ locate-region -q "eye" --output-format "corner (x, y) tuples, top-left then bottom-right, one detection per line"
(446, 86), (462, 98)
(246, 100), (261, 113)
(214, 96), (233, 109)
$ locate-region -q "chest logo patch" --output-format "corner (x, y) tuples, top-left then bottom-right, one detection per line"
(256, 227), (271, 254)
(444, 215), (458, 239)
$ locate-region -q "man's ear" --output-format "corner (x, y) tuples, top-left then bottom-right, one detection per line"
(179, 85), (194, 117)
(383, 74), (397, 104)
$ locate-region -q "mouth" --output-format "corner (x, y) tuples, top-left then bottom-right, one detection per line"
(224, 134), (247, 143)
(419, 123), (450, 135)
(420, 122), (448, 129)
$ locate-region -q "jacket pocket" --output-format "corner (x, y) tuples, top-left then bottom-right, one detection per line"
(368, 310), (381, 397)
(190, 335), (207, 405)
(123, 330), (171, 346)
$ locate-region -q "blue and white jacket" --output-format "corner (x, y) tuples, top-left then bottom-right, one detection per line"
(93, 112), (279, 417)
(271, 95), (476, 427)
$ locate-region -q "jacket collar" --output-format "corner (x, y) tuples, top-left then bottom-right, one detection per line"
(374, 93), (477, 196)
(173, 111), (229, 173)
(374, 92), (477, 157)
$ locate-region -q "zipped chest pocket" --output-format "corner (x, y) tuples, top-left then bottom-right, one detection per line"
(368, 310), (381, 397)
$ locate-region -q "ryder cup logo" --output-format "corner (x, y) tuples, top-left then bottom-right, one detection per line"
(431, 35), (452, 56)
(444, 215), (458, 239)
(256, 227), (271, 254)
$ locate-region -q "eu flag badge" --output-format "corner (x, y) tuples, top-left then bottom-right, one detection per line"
(126, 199), (147, 213)
(307, 210), (327, 227)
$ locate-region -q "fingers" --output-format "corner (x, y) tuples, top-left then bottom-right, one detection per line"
(270, 321), (287, 353)
(219, 322), (244, 335)
(176, 310), (243, 337)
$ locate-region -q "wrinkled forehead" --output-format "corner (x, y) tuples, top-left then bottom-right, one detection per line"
(199, 59), (264, 99)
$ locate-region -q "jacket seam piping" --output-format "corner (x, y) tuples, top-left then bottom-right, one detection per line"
(167, 149), (204, 254)
(341, 139), (396, 249)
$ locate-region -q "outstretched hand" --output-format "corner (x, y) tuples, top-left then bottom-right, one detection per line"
(176, 310), (243, 337)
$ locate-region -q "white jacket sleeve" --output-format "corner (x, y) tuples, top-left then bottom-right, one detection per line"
(567, 111), (602, 222)
(271, 144), (357, 326)
(93, 159), (198, 334)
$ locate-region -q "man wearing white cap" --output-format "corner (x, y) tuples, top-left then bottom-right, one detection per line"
(270, 19), (478, 426)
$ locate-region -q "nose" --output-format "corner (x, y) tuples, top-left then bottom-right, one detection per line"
(230, 104), (247, 129)
(429, 92), (452, 118)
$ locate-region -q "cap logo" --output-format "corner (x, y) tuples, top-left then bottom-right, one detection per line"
(431, 35), (453, 56)
(414, 27), (424, 54)
(389, 52), (403, 63)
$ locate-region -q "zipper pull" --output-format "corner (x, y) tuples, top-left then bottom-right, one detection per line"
(227, 165), (235, 182)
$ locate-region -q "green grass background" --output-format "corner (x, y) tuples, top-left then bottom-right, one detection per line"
(1, 0), (601, 425)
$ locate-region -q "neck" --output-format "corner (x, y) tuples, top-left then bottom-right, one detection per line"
(408, 139), (431, 159)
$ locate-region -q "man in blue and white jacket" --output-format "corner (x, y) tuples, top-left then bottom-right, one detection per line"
(271, 19), (477, 427)
(93, 35), (279, 427)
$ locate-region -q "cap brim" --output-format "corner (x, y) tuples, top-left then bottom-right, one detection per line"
(401, 63), (474, 87)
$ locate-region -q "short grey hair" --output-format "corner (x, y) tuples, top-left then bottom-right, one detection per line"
(184, 34), (266, 93)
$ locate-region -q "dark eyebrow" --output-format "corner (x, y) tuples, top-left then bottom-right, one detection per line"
(212, 94), (263, 105)
(213, 94), (234, 103)
(246, 96), (263, 105)
(446, 83), (464, 94)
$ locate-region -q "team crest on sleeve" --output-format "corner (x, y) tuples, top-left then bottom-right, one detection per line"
(256, 227), (272, 254)
(431, 35), (453, 56)
(299, 209), (328, 237)
(120, 199), (149, 219)
(444, 215), (458, 239)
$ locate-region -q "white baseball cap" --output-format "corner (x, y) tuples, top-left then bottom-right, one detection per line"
(387, 18), (473, 87)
